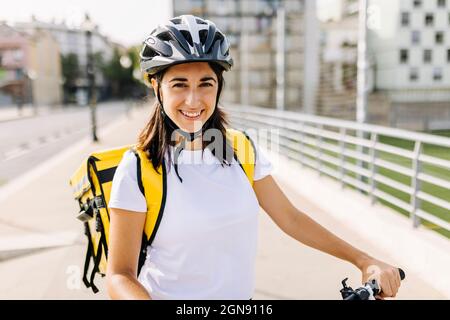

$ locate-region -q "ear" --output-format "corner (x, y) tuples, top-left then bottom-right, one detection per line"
(150, 77), (162, 101)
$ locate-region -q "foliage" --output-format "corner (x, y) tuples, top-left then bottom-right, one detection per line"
(61, 53), (80, 87)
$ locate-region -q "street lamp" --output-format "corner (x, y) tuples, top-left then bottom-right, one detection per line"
(119, 55), (132, 69)
(81, 13), (98, 142)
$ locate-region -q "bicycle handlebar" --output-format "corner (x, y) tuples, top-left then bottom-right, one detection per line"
(340, 268), (406, 300)
(398, 268), (405, 281)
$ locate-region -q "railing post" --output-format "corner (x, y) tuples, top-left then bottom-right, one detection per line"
(369, 132), (378, 204)
(356, 128), (369, 194)
(410, 140), (423, 228)
(298, 122), (305, 166)
(339, 127), (346, 188)
(317, 124), (323, 176)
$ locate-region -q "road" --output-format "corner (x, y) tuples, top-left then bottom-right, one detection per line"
(0, 102), (133, 186)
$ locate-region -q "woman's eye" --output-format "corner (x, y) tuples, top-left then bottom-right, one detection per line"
(172, 83), (213, 88)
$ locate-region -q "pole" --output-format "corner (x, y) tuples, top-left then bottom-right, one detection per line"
(276, 5), (286, 111)
(303, 0), (320, 114)
(356, 0), (369, 185)
(357, 0), (369, 124)
(86, 29), (98, 142)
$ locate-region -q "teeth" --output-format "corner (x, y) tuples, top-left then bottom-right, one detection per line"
(181, 110), (201, 118)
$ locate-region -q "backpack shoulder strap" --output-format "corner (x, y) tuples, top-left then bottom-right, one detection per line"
(226, 128), (256, 187)
(130, 146), (167, 246)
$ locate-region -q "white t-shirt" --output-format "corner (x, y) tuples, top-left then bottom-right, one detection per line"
(108, 141), (273, 300)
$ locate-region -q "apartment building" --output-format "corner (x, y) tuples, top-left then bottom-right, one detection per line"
(172, 0), (320, 112)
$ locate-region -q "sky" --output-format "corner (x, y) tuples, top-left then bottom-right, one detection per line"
(0, 0), (172, 46)
(317, 0), (342, 21)
(0, 0), (340, 47)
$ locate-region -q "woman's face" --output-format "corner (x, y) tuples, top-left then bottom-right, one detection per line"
(151, 62), (219, 134)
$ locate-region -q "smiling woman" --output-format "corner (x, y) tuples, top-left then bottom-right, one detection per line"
(105, 14), (404, 301)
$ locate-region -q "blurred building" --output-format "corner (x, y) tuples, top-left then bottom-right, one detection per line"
(316, 0), (386, 123)
(172, 0), (320, 112)
(0, 22), (62, 107)
(368, 0), (450, 130)
(15, 16), (115, 105)
(317, 8), (358, 120)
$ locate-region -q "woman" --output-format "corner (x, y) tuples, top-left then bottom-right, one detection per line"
(106, 15), (402, 300)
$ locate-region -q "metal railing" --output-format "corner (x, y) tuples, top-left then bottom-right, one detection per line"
(226, 104), (450, 232)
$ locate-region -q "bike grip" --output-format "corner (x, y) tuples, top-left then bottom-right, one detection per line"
(398, 268), (406, 280)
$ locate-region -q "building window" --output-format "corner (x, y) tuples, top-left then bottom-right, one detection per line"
(401, 12), (410, 26)
(400, 49), (409, 63)
(423, 49), (433, 63)
(412, 31), (421, 44)
(425, 13), (434, 26)
(436, 32), (444, 44)
(433, 68), (443, 81)
(437, 0), (446, 7)
(15, 68), (23, 80)
(409, 68), (419, 81)
(13, 49), (24, 62)
(413, 0), (422, 7)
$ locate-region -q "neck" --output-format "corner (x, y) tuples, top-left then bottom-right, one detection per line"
(174, 133), (203, 150)
(185, 139), (203, 151)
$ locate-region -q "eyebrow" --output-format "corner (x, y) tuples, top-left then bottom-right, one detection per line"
(169, 76), (217, 83)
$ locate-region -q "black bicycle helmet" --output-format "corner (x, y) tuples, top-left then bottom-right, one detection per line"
(140, 14), (233, 76)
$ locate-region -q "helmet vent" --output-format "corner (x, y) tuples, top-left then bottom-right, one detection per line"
(196, 18), (207, 25)
(213, 32), (224, 44)
(158, 31), (172, 42)
(142, 46), (157, 58)
(172, 18), (182, 24)
(199, 29), (208, 45)
(180, 30), (193, 46)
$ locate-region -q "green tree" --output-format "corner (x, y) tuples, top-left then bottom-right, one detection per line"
(61, 53), (81, 103)
(61, 53), (80, 87)
(101, 47), (145, 98)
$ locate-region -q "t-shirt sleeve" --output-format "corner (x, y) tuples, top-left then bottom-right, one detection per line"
(108, 150), (147, 213)
(252, 140), (274, 181)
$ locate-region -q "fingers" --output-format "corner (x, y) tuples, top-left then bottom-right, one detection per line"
(389, 269), (400, 297)
(380, 269), (400, 298)
(380, 276), (394, 297)
(393, 269), (401, 294)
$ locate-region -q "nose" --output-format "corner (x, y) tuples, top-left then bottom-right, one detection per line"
(185, 88), (200, 109)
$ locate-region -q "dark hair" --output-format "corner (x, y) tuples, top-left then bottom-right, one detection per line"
(136, 62), (234, 174)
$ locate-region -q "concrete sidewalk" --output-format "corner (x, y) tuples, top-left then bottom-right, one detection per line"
(0, 105), (43, 123)
(0, 102), (115, 123)
(0, 104), (84, 123)
(0, 104), (446, 299)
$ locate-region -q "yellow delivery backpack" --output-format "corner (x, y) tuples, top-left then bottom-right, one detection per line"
(69, 128), (256, 293)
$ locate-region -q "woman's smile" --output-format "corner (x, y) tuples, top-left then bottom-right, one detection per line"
(179, 109), (205, 121)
